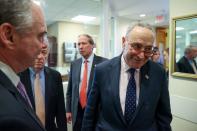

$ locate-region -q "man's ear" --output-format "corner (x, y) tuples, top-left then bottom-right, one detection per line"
(0, 23), (14, 48)
(122, 36), (126, 48)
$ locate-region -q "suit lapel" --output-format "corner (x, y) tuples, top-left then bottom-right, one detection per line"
(75, 59), (82, 97)
(22, 69), (35, 109)
(44, 67), (50, 120)
(15, 88), (45, 129)
(88, 55), (97, 94)
(0, 71), (44, 130)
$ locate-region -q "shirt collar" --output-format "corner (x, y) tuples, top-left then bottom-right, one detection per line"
(121, 55), (140, 73)
(29, 67), (44, 78)
(82, 53), (94, 63)
(0, 61), (20, 87)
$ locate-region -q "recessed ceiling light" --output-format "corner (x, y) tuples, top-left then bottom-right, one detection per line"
(93, 0), (100, 2)
(139, 14), (146, 17)
(33, 0), (41, 5)
(189, 30), (197, 34)
(176, 27), (184, 31)
(176, 35), (182, 38)
(71, 15), (96, 23)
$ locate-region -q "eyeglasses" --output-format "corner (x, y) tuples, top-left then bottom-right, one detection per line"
(128, 42), (153, 56)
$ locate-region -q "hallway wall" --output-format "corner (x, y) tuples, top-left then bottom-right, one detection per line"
(169, 0), (197, 131)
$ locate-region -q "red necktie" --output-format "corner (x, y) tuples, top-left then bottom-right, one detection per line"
(80, 60), (88, 109)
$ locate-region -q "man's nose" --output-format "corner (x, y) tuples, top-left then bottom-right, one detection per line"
(137, 51), (145, 59)
(79, 44), (83, 49)
(37, 53), (44, 59)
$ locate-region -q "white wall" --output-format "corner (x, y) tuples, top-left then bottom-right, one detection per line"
(169, 0), (197, 130)
(48, 21), (100, 67)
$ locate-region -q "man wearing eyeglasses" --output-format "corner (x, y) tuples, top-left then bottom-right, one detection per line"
(82, 23), (172, 131)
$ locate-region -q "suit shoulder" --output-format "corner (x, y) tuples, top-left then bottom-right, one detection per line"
(94, 55), (108, 61)
(44, 67), (61, 76)
(96, 56), (119, 70)
(148, 60), (165, 73)
(18, 69), (29, 76)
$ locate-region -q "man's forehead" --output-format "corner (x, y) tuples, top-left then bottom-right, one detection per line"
(78, 36), (88, 41)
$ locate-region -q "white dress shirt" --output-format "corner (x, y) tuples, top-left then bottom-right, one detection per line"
(0, 61), (19, 87)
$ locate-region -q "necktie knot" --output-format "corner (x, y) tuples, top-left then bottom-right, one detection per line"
(84, 59), (88, 64)
(128, 68), (135, 75)
(35, 73), (40, 79)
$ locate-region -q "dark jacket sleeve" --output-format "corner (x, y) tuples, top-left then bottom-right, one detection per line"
(156, 68), (172, 131)
(66, 62), (73, 113)
(55, 71), (67, 131)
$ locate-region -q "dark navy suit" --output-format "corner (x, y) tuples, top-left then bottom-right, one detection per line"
(0, 70), (45, 131)
(82, 55), (172, 131)
(66, 54), (107, 130)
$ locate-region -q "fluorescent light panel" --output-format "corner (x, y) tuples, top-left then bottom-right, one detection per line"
(189, 30), (197, 34)
(33, 0), (41, 5)
(139, 14), (146, 17)
(176, 27), (184, 31)
(176, 35), (182, 38)
(72, 15), (96, 23)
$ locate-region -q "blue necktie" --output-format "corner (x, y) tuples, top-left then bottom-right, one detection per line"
(124, 68), (136, 123)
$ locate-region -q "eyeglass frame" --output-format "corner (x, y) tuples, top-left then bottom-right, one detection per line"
(127, 42), (154, 56)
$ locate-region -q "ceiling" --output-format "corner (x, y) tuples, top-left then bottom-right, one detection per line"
(43, 0), (169, 27)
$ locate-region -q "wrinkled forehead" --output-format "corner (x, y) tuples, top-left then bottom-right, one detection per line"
(128, 26), (154, 44)
(78, 35), (89, 42)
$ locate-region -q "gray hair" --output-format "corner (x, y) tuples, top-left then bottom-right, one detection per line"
(125, 23), (155, 39)
(0, 0), (33, 33)
(184, 45), (197, 55)
(78, 34), (95, 45)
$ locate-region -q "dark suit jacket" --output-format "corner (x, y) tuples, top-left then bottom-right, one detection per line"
(19, 67), (67, 131)
(66, 54), (107, 126)
(82, 55), (172, 131)
(177, 56), (197, 74)
(0, 70), (45, 131)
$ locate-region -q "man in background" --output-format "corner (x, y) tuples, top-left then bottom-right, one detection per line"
(66, 34), (107, 131)
(177, 45), (197, 74)
(0, 0), (47, 130)
(19, 41), (67, 131)
(151, 46), (161, 64)
(82, 23), (172, 131)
